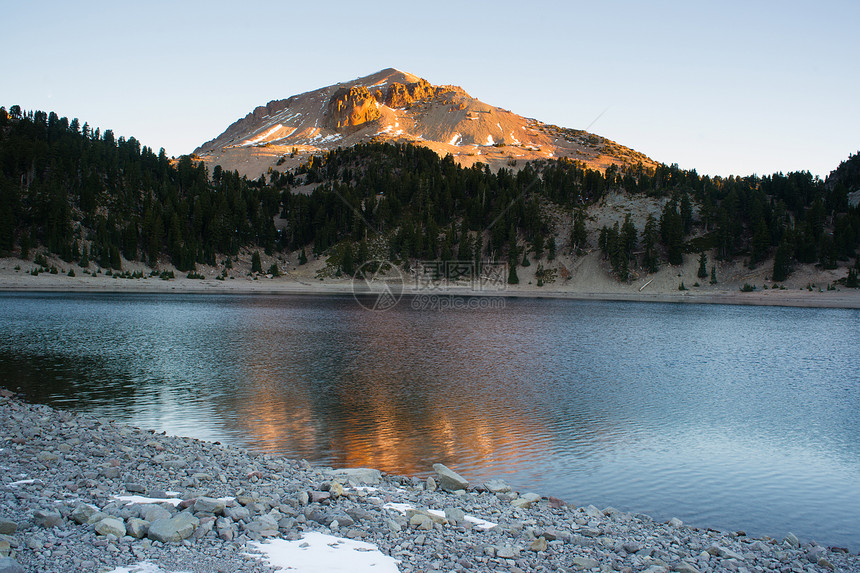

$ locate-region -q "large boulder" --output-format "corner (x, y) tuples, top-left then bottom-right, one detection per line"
(432, 463), (469, 491)
(94, 517), (126, 538)
(148, 512), (199, 543)
(325, 468), (382, 485)
(0, 557), (25, 573)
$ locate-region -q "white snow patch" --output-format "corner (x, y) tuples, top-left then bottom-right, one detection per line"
(384, 503), (497, 530)
(7, 479), (37, 487)
(449, 133), (462, 146)
(242, 124), (283, 147)
(486, 135), (495, 146)
(345, 486), (379, 493)
(382, 502), (413, 514)
(114, 495), (183, 506)
(509, 132), (521, 145)
(104, 562), (190, 573)
(249, 532), (400, 573)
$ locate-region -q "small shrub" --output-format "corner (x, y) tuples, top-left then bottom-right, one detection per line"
(740, 283), (756, 292)
(67, 269), (75, 277)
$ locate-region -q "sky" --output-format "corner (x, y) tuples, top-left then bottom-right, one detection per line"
(3, 0), (857, 178)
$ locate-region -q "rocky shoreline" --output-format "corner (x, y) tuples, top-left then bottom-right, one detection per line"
(0, 391), (857, 573)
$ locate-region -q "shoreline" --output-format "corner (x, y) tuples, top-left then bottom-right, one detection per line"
(2, 274), (860, 310)
(0, 392), (857, 573)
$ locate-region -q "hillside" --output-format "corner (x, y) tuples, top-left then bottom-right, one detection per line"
(1, 101), (858, 304)
(193, 68), (656, 180)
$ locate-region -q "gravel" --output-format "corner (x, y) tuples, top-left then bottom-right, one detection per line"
(0, 389), (857, 573)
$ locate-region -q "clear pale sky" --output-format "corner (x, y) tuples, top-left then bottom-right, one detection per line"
(4, 0), (857, 178)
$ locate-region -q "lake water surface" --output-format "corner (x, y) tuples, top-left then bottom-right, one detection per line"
(1, 292), (858, 549)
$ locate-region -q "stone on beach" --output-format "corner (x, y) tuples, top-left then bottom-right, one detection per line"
(147, 512), (199, 543)
(325, 467), (382, 485)
(432, 463), (469, 491)
(94, 517), (127, 537)
(0, 557), (25, 573)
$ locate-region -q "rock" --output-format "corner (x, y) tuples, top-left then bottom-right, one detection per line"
(193, 497), (226, 515)
(125, 483), (146, 494)
(325, 468), (382, 485)
(495, 545), (519, 559)
(141, 505), (172, 523)
(784, 532), (800, 547)
(483, 479), (511, 493)
(668, 517), (684, 527)
(425, 476), (437, 492)
(623, 541), (642, 553)
(223, 505), (250, 522)
(32, 509), (62, 528)
(309, 491), (331, 503)
(572, 556), (600, 569)
(432, 463), (469, 491)
(328, 482), (344, 497)
(147, 512), (199, 543)
(126, 518), (150, 539)
(807, 546), (827, 562)
(36, 451), (58, 463)
(672, 563), (701, 573)
(548, 496), (566, 508)
(584, 504), (603, 519)
(0, 521), (15, 535)
(818, 557), (835, 570)
(326, 87), (381, 129)
(245, 515), (279, 537)
(0, 557), (25, 573)
(511, 492), (541, 509)
(384, 79), (438, 108)
(444, 507), (465, 524)
(95, 517), (126, 537)
(707, 544), (743, 560)
(102, 466), (120, 479)
(409, 514), (434, 530)
(530, 536), (548, 552)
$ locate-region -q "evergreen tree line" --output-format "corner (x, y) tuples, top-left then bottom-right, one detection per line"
(2, 105), (859, 283)
(0, 106), (280, 271)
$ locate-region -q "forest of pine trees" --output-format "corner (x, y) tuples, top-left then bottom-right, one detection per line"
(1, 105), (859, 283)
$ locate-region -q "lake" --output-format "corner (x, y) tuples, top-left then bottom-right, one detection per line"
(1, 292), (858, 550)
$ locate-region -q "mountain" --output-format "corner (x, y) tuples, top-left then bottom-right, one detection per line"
(194, 68), (656, 179)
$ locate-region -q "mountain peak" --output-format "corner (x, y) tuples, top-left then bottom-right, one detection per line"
(193, 70), (656, 179)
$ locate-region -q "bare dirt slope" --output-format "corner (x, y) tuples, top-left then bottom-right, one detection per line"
(194, 68), (656, 179)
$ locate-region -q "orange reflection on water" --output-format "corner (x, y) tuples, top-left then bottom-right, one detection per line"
(218, 307), (556, 480)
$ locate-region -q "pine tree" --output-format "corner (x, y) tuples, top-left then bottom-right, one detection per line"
(642, 214), (659, 273)
(621, 214), (637, 259)
(341, 244), (354, 276)
(299, 248), (308, 265)
(772, 241), (793, 282)
(697, 252), (708, 279)
(507, 261), (519, 284)
(251, 251), (262, 273)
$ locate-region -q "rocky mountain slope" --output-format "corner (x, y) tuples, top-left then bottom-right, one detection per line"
(194, 68), (656, 179)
